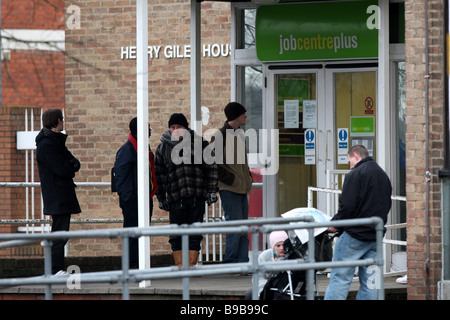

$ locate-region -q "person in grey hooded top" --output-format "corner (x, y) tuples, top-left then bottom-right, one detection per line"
(154, 113), (218, 266)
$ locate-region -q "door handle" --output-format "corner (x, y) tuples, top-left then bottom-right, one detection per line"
(326, 129), (333, 165)
(317, 129), (324, 163)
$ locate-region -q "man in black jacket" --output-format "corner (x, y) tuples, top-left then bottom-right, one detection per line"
(36, 108), (81, 275)
(324, 145), (392, 300)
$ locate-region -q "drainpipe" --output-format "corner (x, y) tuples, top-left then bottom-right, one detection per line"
(439, 0), (450, 285)
(424, 0), (431, 300)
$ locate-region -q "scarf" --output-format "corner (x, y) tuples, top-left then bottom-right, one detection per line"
(128, 133), (158, 198)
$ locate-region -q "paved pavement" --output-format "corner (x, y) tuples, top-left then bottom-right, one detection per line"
(0, 271), (407, 300)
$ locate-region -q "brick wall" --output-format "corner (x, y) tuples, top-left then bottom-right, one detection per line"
(405, 0), (444, 300)
(0, 0), (65, 257)
(0, 107), (42, 256)
(1, 0), (65, 108)
(64, 0), (232, 256)
(1, 50), (65, 108)
(1, 0), (64, 30)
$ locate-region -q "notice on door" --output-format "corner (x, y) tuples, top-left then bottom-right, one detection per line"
(284, 100), (299, 128)
(303, 100), (317, 129)
(305, 129), (316, 165)
(337, 128), (349, 164)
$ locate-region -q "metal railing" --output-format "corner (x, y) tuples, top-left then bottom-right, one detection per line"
(0, 216), (386, 300)
(307, 186), (407, 275)
(0, 182), (118, 229)
(0, 181), (260, 261)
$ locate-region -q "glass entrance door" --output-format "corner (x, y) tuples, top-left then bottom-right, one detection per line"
(264, 66), (377, 217)
(276, 72), (318, 214)
(264, 67), (325, 217)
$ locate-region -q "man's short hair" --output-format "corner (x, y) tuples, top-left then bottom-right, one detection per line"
(348, 145), (369, 158)
(42, 108), (63, 129)
(129, 117), (137, 137)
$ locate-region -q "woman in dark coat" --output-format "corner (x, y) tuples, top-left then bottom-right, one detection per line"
(36, 108), (81, 275)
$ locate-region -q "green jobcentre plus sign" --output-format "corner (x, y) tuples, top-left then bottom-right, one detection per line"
(255, 0), (378, 62)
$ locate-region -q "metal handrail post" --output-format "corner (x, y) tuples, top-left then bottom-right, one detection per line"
(376, 219), (385, 300)
(251, 226), (259, 300)
(182, 233), (190, 300)
(42, 239), (52, 300)
(306, 227), (315, 300)
(121, 236), (130, 300)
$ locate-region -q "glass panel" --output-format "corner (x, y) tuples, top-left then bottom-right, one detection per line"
(241, 65), (262, 153)
(276, 73), (317, 215)
(395, 61), (406, 248)
(389, 2), (405, 44)
(237, 9), (256, 49)
(238, 65), (263, 219)
(335, 71), (377, 172)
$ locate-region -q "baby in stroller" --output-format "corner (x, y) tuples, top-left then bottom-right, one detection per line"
(245, 230), (290, 300)
(255, 230), (333, 300)
(258, 231), (308, 300)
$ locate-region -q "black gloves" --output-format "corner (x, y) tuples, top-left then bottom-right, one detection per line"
(158, 199), (169, 211)
(159, 193), (217, 210)
(206, 192), (218, 205)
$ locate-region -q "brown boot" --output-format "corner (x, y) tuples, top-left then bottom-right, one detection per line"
(189, 250), (199, 267)
(173, 250), (182, 267)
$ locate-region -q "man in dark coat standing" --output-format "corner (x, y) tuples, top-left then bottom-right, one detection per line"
(113, 117), (157, 268)
(36, 108), (81, 275)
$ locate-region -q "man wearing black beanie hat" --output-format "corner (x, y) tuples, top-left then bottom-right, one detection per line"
(168, 113), (189, 129)
(155, 113), (218, 267)
(212, 102), (253, 264)
(224, 102), (247, 122)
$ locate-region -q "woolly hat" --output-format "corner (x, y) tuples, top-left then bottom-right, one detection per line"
(224, 102), (246, 121)
(269, 231), (288, 249)
(168, 113), (189, 128)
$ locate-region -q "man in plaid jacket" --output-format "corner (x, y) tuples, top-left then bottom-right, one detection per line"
(155, 113), (218, 266)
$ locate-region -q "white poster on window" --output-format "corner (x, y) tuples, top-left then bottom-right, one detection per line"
(284, 100), (299, 128)
(303, 100), (317, 129)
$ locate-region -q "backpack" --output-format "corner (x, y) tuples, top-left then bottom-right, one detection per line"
(111, 150), (119, 193)
(111, 167), (117, 192)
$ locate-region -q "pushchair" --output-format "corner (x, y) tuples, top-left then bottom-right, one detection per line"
(259, 231), (333, 300)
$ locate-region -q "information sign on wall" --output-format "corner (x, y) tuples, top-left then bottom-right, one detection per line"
(255, 0), (378, 61)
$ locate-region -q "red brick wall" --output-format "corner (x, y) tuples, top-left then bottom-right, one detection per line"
(0, 107), (42, 256)
(1, 0), (65, 108)
(1, 0), (65, 30)
(1, 50), (65, 109)
(405, 0), (444, 300)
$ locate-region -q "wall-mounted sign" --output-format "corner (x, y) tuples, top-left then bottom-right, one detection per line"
(337, 128), (349, 164)
(350, 116), (375, 137)
(364, 96), (375, 114)
(120, 44), (231, 60)
(255, 0), (378, 61)
(305, 129), (316, 165)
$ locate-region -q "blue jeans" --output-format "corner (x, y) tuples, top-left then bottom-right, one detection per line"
(219, 190), (249, 263)
(324, 231), (378, 300)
